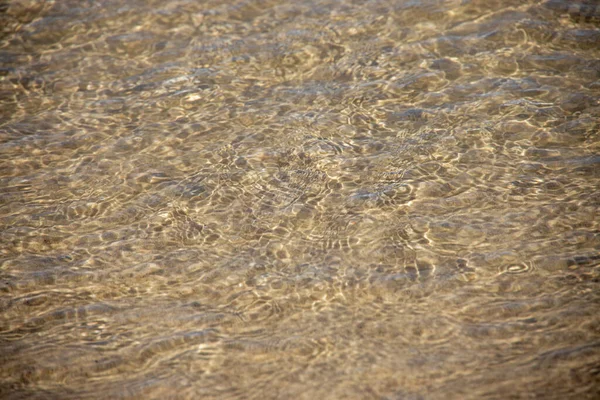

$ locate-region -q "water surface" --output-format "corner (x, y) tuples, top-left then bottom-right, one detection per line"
(1, 0), (599, 398)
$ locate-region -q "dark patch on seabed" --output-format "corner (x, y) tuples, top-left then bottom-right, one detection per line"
(0, 0), (599, 399)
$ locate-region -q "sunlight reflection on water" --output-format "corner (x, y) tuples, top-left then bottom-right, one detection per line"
(1, 0), (599, 398)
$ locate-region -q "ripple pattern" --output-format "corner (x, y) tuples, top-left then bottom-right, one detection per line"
(1, 0), (599, 399)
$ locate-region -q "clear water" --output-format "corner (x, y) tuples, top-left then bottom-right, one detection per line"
(1, 0), (599, 398)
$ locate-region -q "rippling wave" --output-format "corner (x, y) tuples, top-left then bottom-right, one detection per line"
(1, 0), (599, 399)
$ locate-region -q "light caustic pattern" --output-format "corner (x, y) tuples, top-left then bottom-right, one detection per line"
(0, 0), (599, 399)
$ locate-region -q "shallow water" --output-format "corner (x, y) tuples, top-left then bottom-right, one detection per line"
(1, 0), (599, 398)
